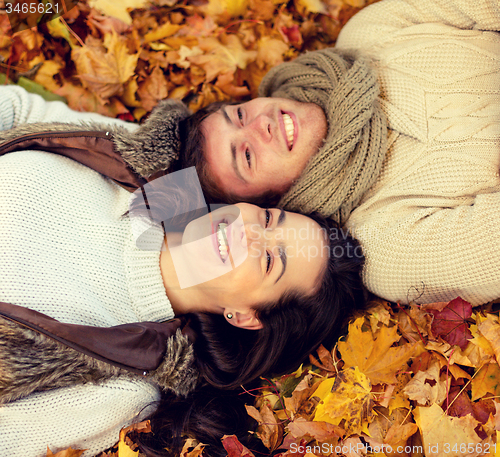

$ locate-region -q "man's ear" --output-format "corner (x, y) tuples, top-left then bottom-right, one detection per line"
(224, 309), (263, 330)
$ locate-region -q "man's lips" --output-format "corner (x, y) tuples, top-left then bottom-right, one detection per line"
(280, 110), (297, 151)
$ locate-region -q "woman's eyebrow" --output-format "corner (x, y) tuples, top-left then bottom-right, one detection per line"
(222, 108), (247, 184)
(274, 209), (287, 283)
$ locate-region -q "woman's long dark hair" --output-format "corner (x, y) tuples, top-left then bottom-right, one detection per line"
(137, 212), (366, 456)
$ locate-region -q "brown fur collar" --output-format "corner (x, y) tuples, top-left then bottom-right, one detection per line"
(0, 317), (199, 404)
(0, 99), (191, 178)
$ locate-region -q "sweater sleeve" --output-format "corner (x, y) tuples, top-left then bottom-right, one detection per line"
(0, 378), (160, 457)
(0, 85), (137, 131)
(336, 0), (500, 51)
(348, 191), (500, 306)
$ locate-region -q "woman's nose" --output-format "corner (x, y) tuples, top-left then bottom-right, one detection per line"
(240, 222), (268, 249)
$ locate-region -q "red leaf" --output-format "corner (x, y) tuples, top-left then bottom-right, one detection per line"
(430, 297), (472, 349)
(221, 435), (255, 457)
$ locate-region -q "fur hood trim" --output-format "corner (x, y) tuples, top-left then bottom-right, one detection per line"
(0, 317), (198, 404)
(0, 99), (191, 178)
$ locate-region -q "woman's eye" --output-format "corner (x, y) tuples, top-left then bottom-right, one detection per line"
(245, 149), (251, 168)
(265, 209), (271, 228)
(266, 251), (272, 273)
(237, 108), (243, 124)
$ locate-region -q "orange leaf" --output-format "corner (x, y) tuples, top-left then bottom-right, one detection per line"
(46, 447), (86, 457)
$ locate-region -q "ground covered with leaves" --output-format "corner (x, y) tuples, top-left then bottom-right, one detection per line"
(2, 0), (500, 456)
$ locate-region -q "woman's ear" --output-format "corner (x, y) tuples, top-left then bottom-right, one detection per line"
(224, 309), (263, 330)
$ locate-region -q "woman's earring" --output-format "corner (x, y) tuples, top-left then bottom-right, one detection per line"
(226, 313), (233, 319)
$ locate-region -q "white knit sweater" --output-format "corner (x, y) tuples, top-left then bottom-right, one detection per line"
(0, 86), (174, 456)
(336, 0), (500, 305)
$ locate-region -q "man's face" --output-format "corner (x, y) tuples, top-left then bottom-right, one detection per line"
(202, 97), (327, 199)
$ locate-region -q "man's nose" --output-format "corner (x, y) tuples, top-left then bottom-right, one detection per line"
(248, 114), (272, 143)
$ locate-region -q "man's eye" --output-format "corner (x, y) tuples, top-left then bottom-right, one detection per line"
(245, 149), (251, 168)
(265, 209), (271, 228)
(237, 108), (243, 124)
(266, 251), (272, 273)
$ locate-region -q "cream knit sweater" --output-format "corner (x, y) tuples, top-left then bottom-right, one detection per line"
(335, 0), (500, 306)
(0, 87), (174, 456)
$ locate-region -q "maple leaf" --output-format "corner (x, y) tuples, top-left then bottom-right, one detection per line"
(430, 297), (473, 350)
(338, 317), (424, 385)
(221, 435), (256, 457)
(189, 35), (257, 83)
(313, 366), (375, 435)
(414, 403), (481, 457)
(72, 32), (139, 100)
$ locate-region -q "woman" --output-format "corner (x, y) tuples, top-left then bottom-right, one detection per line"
(0, 86), (365, 457)
(193, 0), (500, 307)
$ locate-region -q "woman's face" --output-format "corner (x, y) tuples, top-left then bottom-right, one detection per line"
(166, 203), (327, 321)
(201, 98), (327, 199)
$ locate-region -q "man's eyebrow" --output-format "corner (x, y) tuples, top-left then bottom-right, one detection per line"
(275, 209), (287, 283)
(222, 108), (247, 184)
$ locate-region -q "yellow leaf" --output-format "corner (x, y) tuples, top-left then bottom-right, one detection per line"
(478, 315), (500, 365)
(338, 317), (424, 385)
(294, 0), (326, 14)
(32, 58), (64, 93)
(313, 366), (375, 435)
(144, 23), (182, 43)
(414, 403), (481, 457)
(471, 363), (500, 401)
(202, 0), (249, 18)
(89, 0), (148, 25)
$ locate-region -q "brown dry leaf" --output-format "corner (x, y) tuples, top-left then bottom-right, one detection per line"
(189, 35), (257, 83)
(403, 358), (449, 406)
(137, 65), (169, 111)
(366, 300), (392, 333)
(283, 373), (321, 415)
(180, 438), (206, 457)
(294, 0), (327, 15)
(245, 402), (282, 451)
(397, 304), (432, 342)
(46, 447), (86, 457)
(414, 403), (481, 457)
(338, 317), (424, 385)
(384, 423), (419, 455)
(73, 32), (139, 100)
(287, 417), (344, 441)
(313, 366), (375, 435)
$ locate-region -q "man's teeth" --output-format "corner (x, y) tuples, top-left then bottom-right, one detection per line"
(283, 113), (294, 150)
(216, 223), (229, 262)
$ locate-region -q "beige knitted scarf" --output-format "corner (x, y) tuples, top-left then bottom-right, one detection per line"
(259, 48), (387, 224)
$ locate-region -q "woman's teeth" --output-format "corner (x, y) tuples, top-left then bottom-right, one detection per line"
(216, 223), (229, 262)
(283, 113), (294, 150)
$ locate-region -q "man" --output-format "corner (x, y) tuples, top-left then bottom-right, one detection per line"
(198, 0), (500, 306)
